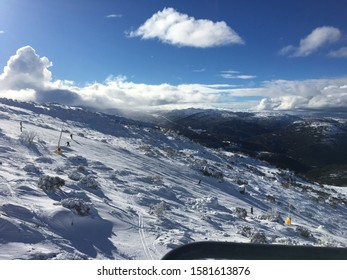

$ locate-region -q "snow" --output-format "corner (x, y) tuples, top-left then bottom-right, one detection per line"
(0, 98), (346, 260)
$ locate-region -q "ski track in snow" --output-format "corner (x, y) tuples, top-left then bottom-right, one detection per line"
(137, 210), (153, 260)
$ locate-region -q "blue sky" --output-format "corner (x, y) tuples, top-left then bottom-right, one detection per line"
(0, 0), (346, 111)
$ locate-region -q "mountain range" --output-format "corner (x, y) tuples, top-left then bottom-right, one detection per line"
(154, 108), (347, 186)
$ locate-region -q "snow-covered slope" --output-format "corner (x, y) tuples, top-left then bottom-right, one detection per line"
(0, 99), (346, 260)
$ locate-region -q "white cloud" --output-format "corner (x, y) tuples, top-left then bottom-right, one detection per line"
(328, 47), (347, 58)
(0, 46), (81, 104)
(0, 48), (233, 108)
(280, 26), (342, 57)
(129, 7), (244, 48)
(105, 14), (122, 18)
(0, 30), (5, 34)
(74, 78), (232, 109)
(0, 88), (36, 101)
(254, 78), (347, 110)
(1, 46), (346, 112)
(0, 45), (52, 90)
(221, 70), (256, 79)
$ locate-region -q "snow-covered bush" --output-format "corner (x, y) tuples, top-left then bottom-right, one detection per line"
(150, 201), (168, 217)
(295, 226), (312, 238)
(68, 170), (83, 181)
(214, 171), (224, 181)
(77, 165), (86, 173)
(265, 194), (276, 203)
(190, 196), (219, 211)
(238, 226), (252, 238)
(38, 175), (65, 191)
(200, 165), (224, 181)
(236, 179), (248, 186)
(203, 196), (219, 208)
(19, 130), (37, 145)
(258, 208), (284, 223)
(163, 146), (177, 158)
(139, 145), (163, 157)
(61, 198), (91, 216)
(201, 214), (212, 223)
(235, 207), (247, 219)
(200, 165), (213, 176)
(80, 175), (99, 188)
(250, 232), (267, 244)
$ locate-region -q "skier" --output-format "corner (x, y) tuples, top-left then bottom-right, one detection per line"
(70, 133), (73, 140)
(20, 121), (23, 132)
(66, 141), (70, 147)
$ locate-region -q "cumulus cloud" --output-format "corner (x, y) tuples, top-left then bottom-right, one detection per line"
(254, 78), (347, 110)
(280, 26), (342, 57)
(129, 7), (244, 48)
(1, 46), (346, 112)
(0, 47), (234, 109)
(0, 45), (52, 90)
(0, 46), (81, 103)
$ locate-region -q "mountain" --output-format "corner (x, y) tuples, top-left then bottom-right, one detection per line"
(155, 109), (347, 186)
(0, 98), (346, 260)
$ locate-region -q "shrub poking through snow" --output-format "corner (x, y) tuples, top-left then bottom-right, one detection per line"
(190, 196), (219, 211)
(77, 165), (86, 173)
(163, 146), (177, 158)
(61, 198), (91, 216)
(19, 130), (37, 145)
(251, 232), (267, 244)
(238, 226), (253, 238)
(80, 175), (99, 188)
(235, 207), (247, 219)
(296, 226), (312, 238)
(258, 208), (284, 223)
(200, 165), (224, 181)
(38, 175), (65, 191)
(68, 170), (83, 181)
(150, 201), (168, 217)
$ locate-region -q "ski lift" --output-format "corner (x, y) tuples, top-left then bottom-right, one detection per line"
(54, 123), (64, 155)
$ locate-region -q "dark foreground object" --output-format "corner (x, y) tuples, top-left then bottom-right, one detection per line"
(162, 241), (347, 260)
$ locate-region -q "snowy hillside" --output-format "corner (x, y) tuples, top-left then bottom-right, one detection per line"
(156, 108), (347, 186)
(0, 98), (346, 260)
